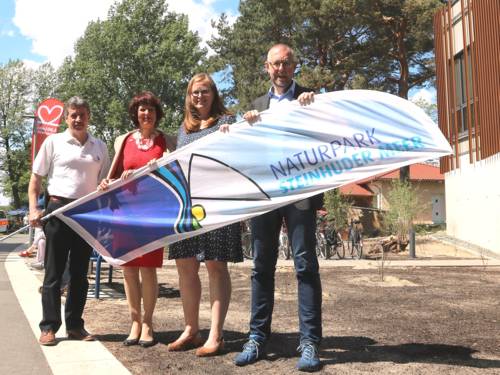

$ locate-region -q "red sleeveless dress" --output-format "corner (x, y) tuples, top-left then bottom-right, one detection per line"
(119, 133), (166, 267)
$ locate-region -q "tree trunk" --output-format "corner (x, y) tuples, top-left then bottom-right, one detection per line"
(396, 18), (409, 99)
(396, 17), (410, 182)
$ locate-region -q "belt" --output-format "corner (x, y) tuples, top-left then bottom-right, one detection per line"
(49, 196), (75, 204)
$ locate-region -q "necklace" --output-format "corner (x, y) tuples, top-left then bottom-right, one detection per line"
(132, 130), (158, 151)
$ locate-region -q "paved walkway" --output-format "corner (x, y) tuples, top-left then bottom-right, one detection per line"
(0, 234), (129, 375)
(0, 235), (51, 375)
(1, 233), (499, 374)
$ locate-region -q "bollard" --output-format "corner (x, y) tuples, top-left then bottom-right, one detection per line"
(409, 227), (416, 258)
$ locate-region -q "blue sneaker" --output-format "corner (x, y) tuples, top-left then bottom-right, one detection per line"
(296, 342), (321, 372)
(234, 339), (266, 366)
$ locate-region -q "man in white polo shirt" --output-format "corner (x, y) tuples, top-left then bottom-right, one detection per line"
(28, 96), (110, 346)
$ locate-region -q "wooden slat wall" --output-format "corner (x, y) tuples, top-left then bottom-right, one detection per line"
(472, 0), (500, 159)
(434, 0), (500, 173)
(434, 10), (451, 173)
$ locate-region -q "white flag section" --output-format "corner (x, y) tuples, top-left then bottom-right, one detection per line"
(51, 90), (452, 266)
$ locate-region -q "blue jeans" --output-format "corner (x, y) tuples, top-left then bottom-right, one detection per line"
(249, 199), (322, 344)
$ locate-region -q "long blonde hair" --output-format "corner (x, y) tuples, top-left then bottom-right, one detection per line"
(183, 73), (230, 133)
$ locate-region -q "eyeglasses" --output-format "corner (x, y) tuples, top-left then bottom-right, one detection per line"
(191, 89), (211, 97)
(267, 60), (294, 69)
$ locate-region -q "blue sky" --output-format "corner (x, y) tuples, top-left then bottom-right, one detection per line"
(0, 1), (39, 64)
(0, 0), (239, 67)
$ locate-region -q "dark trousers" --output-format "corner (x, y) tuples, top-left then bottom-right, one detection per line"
(249, 199), (322, 345)
(39, 200), (92, 333)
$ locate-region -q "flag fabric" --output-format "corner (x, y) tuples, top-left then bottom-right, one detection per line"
(32, 98), (64, 162)
(49, 90), (452, 266)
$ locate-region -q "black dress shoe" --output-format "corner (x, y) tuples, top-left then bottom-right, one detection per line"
(123, 337), (139, 346)
(139, 337), (156, 348)
(139, 339), (156, 348)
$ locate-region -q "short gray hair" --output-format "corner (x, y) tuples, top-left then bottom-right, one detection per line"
(267, 43), (298, 64)
(64, 96), (91, 117)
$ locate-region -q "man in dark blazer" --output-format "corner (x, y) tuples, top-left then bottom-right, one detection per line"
(234, 44), (323, 372)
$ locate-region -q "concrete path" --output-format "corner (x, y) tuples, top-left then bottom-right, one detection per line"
(0, 234), (52, 375)
(1, 234), (130, 375)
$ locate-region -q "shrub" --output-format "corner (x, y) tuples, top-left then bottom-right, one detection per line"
(323, 189), (353, 230)
(383, 179), (423, 249)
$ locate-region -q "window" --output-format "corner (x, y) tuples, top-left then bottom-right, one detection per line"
(453, 51), (474, 135)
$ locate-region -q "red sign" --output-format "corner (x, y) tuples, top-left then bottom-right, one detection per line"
(31, 98), (64, 161)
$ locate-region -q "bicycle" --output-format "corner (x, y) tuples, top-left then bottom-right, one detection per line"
(347, 219), (363, 259)
(325, 224), (345, 259)
(316, 218), (345, 259)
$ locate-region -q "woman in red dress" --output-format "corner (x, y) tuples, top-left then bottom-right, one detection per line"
(100, 92), (175, 347)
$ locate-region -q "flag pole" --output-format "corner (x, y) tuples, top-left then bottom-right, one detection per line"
(0, 225), (30, 241)
(0, 212), (55, 242)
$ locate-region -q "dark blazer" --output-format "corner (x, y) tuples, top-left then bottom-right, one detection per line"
(251, 82), (324, 210)
(251, 83), (313, 112)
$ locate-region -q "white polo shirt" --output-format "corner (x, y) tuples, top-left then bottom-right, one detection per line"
(33, 129), (111, 199)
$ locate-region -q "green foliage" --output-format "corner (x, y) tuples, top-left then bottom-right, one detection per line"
(32, 62), (59, 107)
(57, 0), (206, 146)
(0, 61), (65, 208)
(209, 1), (288, 111)
(323, 189), (352, 230)
(353, 0), (443, 98)
(209, 0), (365, 110)
(383, 179), (422, 244)
(3, 148), (31, 206)
(0, 60), (33, 208)
(209, 0), (443, 108)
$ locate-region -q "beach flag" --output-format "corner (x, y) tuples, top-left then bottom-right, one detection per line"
(32, 98), (64, 162)
(47, 90), (452, 265)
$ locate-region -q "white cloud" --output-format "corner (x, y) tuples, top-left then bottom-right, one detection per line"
(13, 0), (115, 66)
(13, 0), (238, 66)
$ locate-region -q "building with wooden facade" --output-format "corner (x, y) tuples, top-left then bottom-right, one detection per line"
(434, 0), (500, 255)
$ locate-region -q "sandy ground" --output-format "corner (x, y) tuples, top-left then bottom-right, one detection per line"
(20, 235), (500, 374)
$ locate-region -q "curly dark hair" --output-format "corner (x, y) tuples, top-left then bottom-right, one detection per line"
(128, 91), (164, 128)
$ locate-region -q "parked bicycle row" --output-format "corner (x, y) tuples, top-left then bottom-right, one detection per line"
(241, 218), (363, 260)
